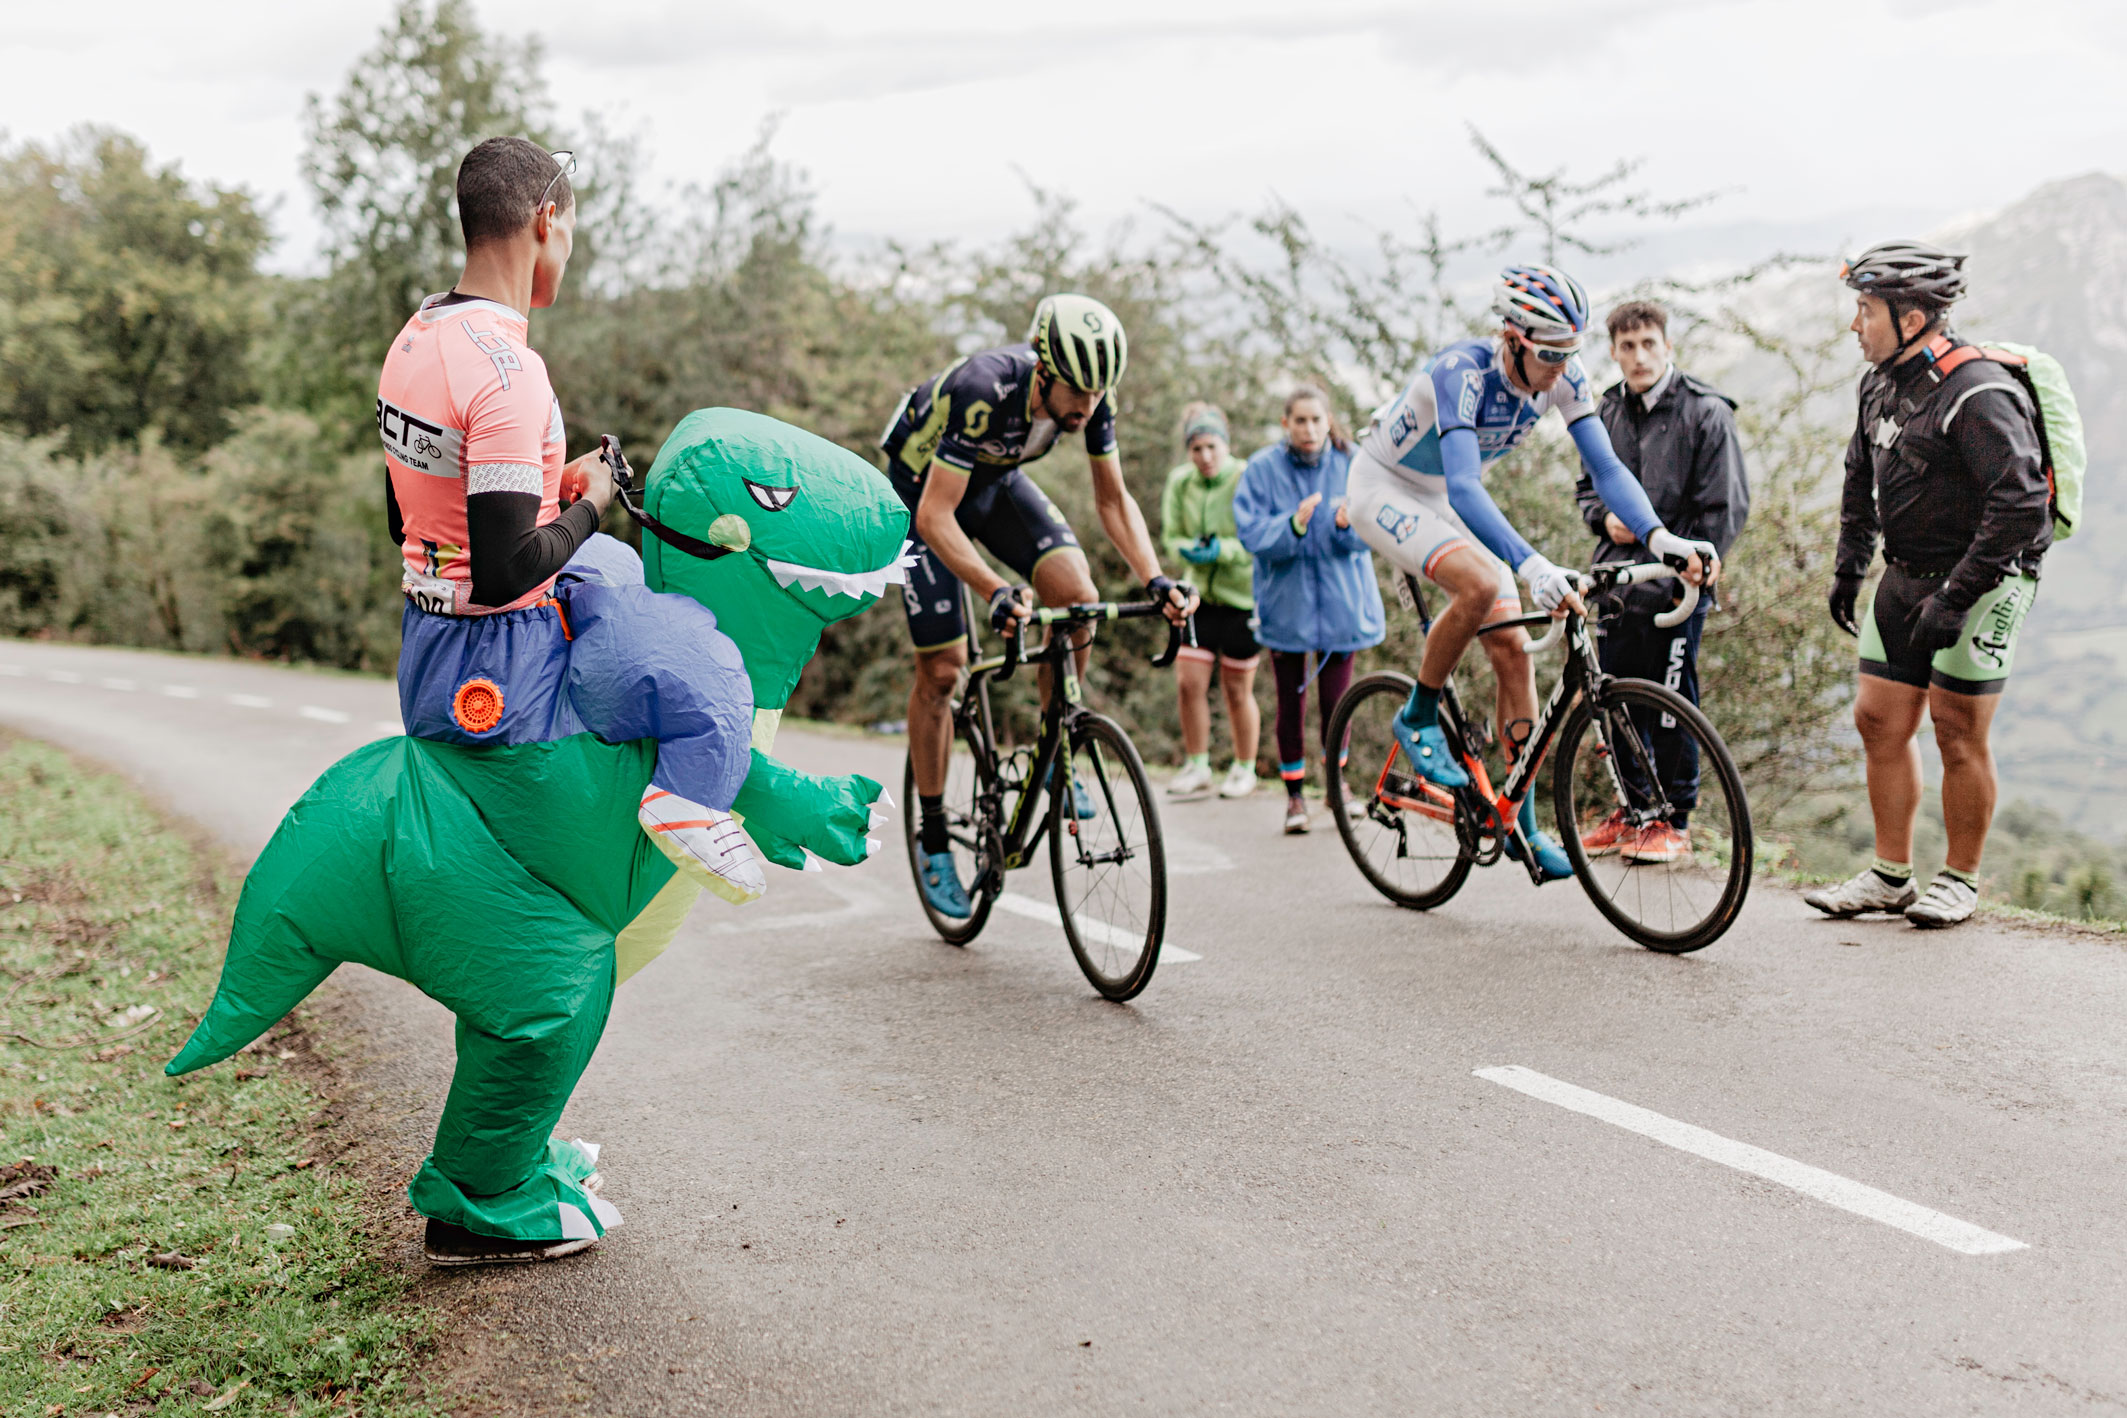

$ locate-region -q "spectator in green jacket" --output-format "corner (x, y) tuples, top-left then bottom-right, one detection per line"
(1161, 403), (1261, 800)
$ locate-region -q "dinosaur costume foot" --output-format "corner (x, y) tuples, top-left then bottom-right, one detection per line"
(639, 789), (767, 903)
(411, 1136), (622, 1247)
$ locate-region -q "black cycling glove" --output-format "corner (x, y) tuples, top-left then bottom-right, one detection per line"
(1906, 594), (1967, 655)
(1828, 574), (1864, 637)
(988, 584), (1029, 635)
(1146, 574), (1186, 612)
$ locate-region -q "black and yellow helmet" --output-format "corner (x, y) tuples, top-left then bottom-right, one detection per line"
(1028, 294), (1127, 393)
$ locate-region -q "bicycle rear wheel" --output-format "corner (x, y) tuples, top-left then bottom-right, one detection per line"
(902, 741), (998, 946)
(1049, 713), (1165, 1001)
(1553, 678), (1752, 953)
(1326, 672), (1473, 910)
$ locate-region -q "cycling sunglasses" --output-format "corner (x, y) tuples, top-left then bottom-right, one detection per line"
(1510, 329), (1579, 366)
(536, 150), (576, 213)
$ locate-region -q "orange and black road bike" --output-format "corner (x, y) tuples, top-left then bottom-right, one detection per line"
(1326, 564), (1751, 953)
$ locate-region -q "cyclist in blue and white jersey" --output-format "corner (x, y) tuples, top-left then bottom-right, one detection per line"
(1347, 264), (1717, 880)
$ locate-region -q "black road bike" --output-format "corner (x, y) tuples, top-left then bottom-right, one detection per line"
(1325, 564), (1752, 953)
(902, 598), (1188, 1000)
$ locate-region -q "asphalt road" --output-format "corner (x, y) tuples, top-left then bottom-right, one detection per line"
(6, 638), (2127, 1417)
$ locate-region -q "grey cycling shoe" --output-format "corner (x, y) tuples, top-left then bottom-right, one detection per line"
(1905, 872), (1978, 928)
(1802, 868), (1918, 918)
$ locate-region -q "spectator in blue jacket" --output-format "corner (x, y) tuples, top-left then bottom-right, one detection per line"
(1233, 385), (1386, 834)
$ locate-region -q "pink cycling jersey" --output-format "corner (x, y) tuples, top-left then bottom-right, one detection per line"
(377, 293), (567, 614)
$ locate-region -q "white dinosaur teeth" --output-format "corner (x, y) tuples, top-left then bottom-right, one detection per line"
(763, 541), (921, 600)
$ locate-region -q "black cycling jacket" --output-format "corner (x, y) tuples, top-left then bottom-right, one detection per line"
(1835, 334), (2050, 615)
(1575, 366), (1751, 613)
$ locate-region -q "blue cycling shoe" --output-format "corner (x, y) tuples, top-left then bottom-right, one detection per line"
(919, 850), (972, 919)
(1071, 776), (1099, 820)
(1392, 719), (1469, 789)
(1506, 828), (1575, 882)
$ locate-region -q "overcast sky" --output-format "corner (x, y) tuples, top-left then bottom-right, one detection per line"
(9, 0), (2125, 279)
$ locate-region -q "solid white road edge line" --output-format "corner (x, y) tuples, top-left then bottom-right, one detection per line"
(995, 891), (1200, 962)
(1474, 1065), (2025, 1256)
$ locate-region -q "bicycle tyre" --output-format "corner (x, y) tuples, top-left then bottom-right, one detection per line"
(902, 748), (998, 946)
(1552, 678), (1752, 953)
(1326, 671), (1474, 911)
(1048, 712), (1165, 1001)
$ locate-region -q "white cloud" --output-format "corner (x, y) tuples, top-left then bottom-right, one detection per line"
(3, 0), (2122, 274)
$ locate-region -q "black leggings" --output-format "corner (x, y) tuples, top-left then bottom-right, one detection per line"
(1270, 651), (1354, 792)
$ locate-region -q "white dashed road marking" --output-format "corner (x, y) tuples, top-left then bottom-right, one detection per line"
(0, 664), (20, 676)
(299, 706), (352, 724)
(99, 676), (136, 691)
(44, 670), (82, 684)
(996, 891), (1201, 963)
(1476, 1065), (2026, 1256)
(161, 685), (200, 699)
(228, 694), (272, 709)
(374, 720), (404, 736)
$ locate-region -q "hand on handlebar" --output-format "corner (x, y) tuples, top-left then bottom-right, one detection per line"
(1648, 528), (1720, 587)
(1516, 555), (1586, 618)
(988, 583), (1032, 635)
(1146, 574), (1198, 626)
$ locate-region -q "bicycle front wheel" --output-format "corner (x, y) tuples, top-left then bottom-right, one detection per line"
(1326, 672), (1473, 910)
(1049, 713), (1165, 1001)
(903, 743), (998, 946)
(1553, 678), (1752, 953)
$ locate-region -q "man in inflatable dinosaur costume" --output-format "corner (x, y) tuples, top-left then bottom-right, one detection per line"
(167, 407), (914, 1264)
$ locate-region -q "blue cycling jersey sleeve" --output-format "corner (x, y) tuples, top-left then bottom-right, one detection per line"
(1440, 426), (1537, 570)
(1568, 414), (1663, 542)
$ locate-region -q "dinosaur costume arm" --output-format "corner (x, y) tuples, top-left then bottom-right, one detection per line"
(732, 748), (883, 869)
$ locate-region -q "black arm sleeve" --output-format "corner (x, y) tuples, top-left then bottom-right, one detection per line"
(1939, 387), (2048, 614)
(465, 492), (600, 608)
(1689, 402), (1751, 558)
(386, 473), (405, 547)
(1834, 413), (1880, 581)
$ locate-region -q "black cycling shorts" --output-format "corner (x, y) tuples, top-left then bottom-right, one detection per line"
(1858, 562), (2037, 697)
(1180, 604), (1261, 666)
(890, 467), (1082, 651)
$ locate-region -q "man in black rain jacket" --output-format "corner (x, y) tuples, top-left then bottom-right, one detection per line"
(1572, 299), (1750, 866)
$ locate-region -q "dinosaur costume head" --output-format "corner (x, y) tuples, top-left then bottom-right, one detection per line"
(641, 408), (913, 711)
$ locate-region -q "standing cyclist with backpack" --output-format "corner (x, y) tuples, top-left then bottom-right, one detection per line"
(1807, 242), (2058, 928)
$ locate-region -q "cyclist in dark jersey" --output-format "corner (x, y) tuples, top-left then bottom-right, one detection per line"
(881, 294), (1194, 919)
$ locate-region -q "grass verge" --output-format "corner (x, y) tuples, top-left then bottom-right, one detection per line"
(0, 735), (440, 1416)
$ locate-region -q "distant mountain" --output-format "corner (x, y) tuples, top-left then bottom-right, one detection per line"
(1952, 174), (2127, 832)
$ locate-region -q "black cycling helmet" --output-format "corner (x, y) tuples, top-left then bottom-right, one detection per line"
(1839, 240), (1967, 309)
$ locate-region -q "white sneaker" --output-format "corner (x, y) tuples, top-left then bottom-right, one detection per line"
(639, 788), (767, 904)
(1802, 867), (1917, 918)
(1168, 760), (1214, 798)
(1218, 761), (1257, 799)
(1905, 872), (1977, 928)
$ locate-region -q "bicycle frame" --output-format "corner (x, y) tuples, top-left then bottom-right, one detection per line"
(1389, 566), (1689, 883)
(947, 593), (1185, 880)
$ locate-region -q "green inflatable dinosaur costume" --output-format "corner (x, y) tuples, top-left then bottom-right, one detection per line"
(168, 409), (912, 1246)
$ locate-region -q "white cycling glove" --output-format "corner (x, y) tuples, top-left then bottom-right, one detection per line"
(1648, 528), (1719, 578)
(1516, 554), (1578, 613)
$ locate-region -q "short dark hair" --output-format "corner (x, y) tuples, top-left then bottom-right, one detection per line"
(456, 137), (573, 248)
(1606, 300), (1669, 342)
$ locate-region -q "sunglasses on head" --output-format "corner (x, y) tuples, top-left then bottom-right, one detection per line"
(536, 150), (576, 213)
